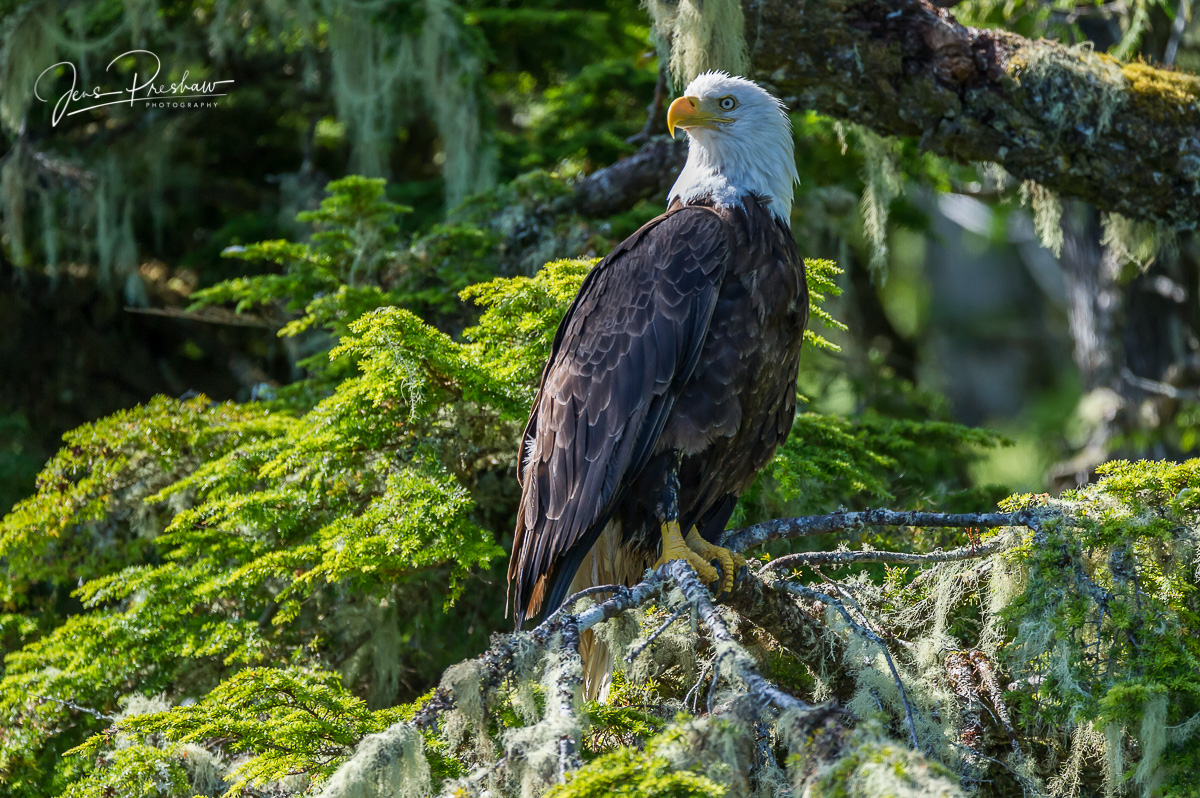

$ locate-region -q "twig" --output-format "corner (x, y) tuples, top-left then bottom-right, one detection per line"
(1121, 366), (1200, 401)
(625, 604), (688, 664)
(36, 695), (114, 721)
(762, 536), (1014, 573)
(770, 580), (919, 749)
(724, 508), (1046, 554)
(544, 584), (628, 624)
(969, 650), (1019, 752)
(945, 651), (984, 759)
(1164, 0), (1191, 65)
(684, 661), (712, 714)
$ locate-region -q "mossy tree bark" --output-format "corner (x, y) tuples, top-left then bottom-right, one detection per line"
(745, 0), (1200, 228)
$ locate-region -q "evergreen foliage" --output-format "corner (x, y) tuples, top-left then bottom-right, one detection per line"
(5, 169), (1198, 796)
(3, 0), (1199, 791)
(0, 173), (1023, 795)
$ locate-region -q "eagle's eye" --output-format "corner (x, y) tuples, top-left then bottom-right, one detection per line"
(717, 96), (737, 112)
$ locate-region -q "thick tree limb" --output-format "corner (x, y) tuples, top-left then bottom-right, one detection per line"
(572, 137), (687, 217)
(744, 0), (1200, 228)
(553, 618), (583, 782)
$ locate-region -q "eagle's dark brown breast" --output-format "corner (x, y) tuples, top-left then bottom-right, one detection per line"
(508, 195), (808, 624)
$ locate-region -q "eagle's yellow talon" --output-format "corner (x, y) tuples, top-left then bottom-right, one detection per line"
(685, 529), (744, 595)
(654, 520), (720, 585)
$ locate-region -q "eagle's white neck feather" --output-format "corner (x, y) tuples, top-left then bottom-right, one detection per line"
(667, 73), (798, 225)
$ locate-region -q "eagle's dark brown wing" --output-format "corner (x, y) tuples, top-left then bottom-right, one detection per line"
(508, 206), (731, 624)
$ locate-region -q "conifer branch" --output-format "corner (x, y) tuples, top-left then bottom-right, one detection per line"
(724, 507), (1045, 553)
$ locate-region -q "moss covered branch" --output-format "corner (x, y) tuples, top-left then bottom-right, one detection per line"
(741, 0), (1200, 228)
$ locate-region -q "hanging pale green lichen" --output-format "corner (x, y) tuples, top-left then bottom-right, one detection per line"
(439, 660), (495, 765)
(328, 0), (494, 204)
(854, 125), (903, 277)
(1100, 211), (1176, 271)
(1046, 722), (1105, 798)
(1020, 180), (1064, 257)
(0, 0), (495, 283)
(315, 723), (432, 798)
(643, 0), (749, 85)
(0, 139), (27, 267)
(0, 2), (57, 134)
(327, 12), (408, 180)
(502, 640), (584, 798)
(335, 597), (404, 712)
(414, 0), (496, 206)
(793, 721), (965, 798)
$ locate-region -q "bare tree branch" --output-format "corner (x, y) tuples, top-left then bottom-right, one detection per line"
(572, 136), (686, 217)
(724, 508), (1046, 553)
(761, 536), (1015, 573)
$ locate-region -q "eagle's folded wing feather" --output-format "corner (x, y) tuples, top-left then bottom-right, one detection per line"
(508, 207), (731, 623)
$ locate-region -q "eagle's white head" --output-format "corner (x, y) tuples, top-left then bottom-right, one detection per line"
(666, 71), (798, 224)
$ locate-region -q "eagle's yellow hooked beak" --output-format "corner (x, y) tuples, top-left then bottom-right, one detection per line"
(667, 95), (729, 138)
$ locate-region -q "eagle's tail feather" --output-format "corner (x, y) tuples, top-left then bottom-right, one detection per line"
(565, 520), (648, 702)
(579, 628), (614, 703)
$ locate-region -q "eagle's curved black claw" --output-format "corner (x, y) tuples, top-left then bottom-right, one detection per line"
(711, 563), (750, 601)
(707, 558), (724, 596)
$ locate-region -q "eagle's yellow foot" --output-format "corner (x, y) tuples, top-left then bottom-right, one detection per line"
(685, 529), (746, 596)
(655, 520), (720, 585)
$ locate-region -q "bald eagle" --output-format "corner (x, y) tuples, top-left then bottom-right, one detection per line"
(508, 72), (807, 695)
